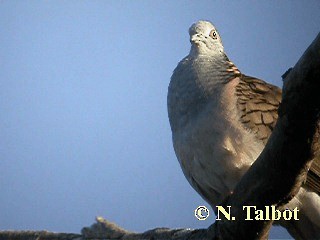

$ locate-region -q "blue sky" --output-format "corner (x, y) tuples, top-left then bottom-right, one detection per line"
(1, 1), (319, 238)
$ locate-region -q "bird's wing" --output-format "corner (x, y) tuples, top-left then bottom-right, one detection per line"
(235, 74), (320, 194)
(236, 75), (281, 144)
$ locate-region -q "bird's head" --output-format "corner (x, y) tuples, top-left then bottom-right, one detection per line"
(189, 20), (224, 56)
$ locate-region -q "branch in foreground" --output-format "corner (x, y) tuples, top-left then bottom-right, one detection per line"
(0, 231), (81, 240)
(0, 33), (319, 240)
(210, 32), (320, 239)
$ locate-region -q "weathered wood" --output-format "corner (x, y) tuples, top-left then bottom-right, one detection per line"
(209, 32), (320, 239)
(0, 231), (81, 240)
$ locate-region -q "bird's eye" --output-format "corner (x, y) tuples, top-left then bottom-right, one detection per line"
(210, 30), (217, 39)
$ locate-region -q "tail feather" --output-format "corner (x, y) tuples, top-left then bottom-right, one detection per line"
(280, 189), (320, 240)
(281, 212), (320, 239)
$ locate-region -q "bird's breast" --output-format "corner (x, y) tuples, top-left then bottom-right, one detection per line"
(168, 65), (264, 205)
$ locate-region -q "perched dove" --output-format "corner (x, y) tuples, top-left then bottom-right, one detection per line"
(167, 20), (320, 239)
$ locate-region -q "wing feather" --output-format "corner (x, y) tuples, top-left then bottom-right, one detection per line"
(235, 74), (320, 194)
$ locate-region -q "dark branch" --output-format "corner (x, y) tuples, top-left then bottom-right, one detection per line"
(210, 32), (320, 239)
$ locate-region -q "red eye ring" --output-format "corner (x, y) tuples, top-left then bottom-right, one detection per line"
(210, 30), (217, 39)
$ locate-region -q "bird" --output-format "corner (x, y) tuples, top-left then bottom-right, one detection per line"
(167, 20), (320, 239)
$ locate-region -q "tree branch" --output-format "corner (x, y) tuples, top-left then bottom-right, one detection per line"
(209, 32), (320, 239)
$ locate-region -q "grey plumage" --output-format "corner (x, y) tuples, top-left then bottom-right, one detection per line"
(167, 20), (320, 239)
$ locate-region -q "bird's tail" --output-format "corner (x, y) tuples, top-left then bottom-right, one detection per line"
(280, 190), (320, 240)
(281, 211), (320, 239)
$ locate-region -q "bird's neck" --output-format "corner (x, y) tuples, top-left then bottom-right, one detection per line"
(190, 53), (240, 86)
(189, 45), (225, 59)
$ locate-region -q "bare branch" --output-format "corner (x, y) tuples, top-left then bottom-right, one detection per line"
(210, 32), (320, 239)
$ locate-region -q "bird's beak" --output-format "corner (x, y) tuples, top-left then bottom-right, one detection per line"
(190, 34), (201, 44)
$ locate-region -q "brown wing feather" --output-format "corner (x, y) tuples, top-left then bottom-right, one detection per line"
(235, 74), (320, 194)
(236, 75), (280, 143)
